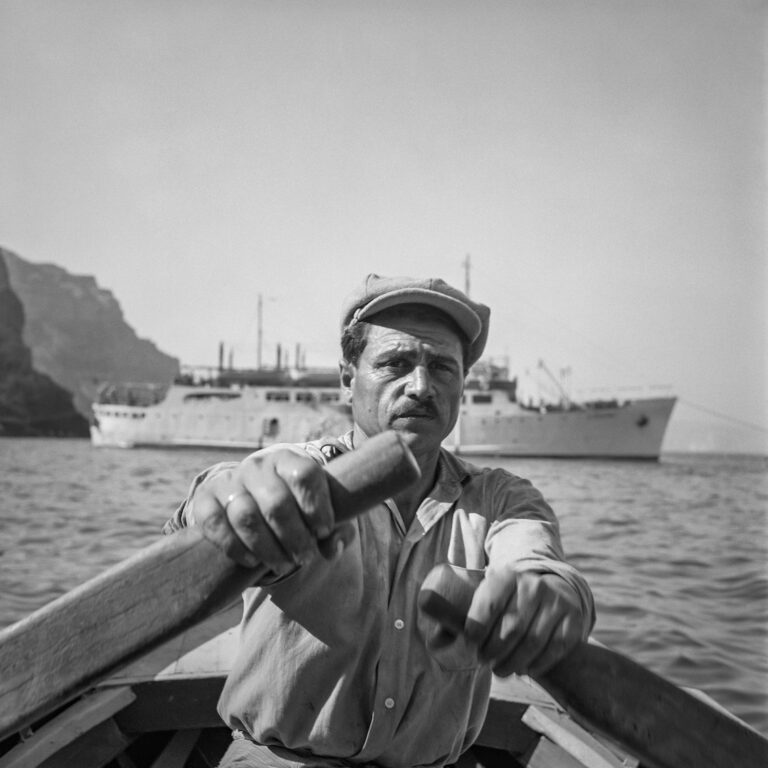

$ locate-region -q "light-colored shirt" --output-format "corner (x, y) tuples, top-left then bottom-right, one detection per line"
(168, 432), (594, 767)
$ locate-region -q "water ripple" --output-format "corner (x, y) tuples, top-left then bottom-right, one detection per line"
(1, 440), (766, 733)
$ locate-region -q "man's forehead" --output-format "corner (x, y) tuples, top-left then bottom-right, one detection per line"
(364, 315), (464, 355)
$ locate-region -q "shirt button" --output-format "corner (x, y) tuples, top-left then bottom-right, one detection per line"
(384, 697), (395, 710)
(394, 619), (405, 630)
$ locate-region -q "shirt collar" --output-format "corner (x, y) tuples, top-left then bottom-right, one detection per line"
(436, 446), (471, 488)
(412, 448), (471, 533)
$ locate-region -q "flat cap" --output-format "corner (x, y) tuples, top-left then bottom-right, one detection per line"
(340, 273), (490, 368)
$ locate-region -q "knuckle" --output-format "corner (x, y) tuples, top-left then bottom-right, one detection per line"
(288, 459), (317, 487)
(499, 612), (522, 642)
(192, 491), (223, 530)
(526, 574), (545, 600)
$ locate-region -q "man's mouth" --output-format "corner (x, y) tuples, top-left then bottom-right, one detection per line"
(393, 406), (436, 420)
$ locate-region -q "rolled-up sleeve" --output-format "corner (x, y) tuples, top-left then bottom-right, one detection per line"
(484, 472), (596, 636)
(162, 461), (239, 535)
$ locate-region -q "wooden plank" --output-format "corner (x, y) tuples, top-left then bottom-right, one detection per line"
(524, 736), (590, 768)
(490, 674), (560, 710)
(522, 706), (628, 768)
(37, 718), (133, 768)
(0, 688), (135, 768)
(0, 432), (420, 739)
(148, 729), (201, 768)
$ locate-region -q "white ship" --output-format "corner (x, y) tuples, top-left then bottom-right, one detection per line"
(443, 360), (676, 459)
(90, 367), (352, 451)
(90, 361), (676, 459)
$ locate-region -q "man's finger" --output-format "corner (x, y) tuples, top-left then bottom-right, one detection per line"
(525, 618), (576, 678)
(317, 521), (356, 560)
(192, 486), (259, 567)
(490, 602), (550, 677)
(224, 489), (295, 572)
(464, 571), (517, 649)
(273, 450), (335, 539)
(237, 454), (317, 564)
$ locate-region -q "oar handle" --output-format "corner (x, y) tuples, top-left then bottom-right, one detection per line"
(0, 430), (420, 739)
(418, 563), (768, 768)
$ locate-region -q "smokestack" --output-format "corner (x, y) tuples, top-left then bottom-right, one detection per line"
(218, 342), (224, 372)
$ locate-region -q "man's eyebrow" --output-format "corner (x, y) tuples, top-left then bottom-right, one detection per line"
(371, 343), (460, 365)
(429, 352), (461, 367)
(371, 344), (416, 359)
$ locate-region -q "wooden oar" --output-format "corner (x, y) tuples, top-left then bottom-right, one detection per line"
(419, 563), (768, 768)
(0, 431), (421, 740)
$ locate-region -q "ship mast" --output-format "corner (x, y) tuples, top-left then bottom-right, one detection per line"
(462, 254), (471, 297)
(538, 359), (573, 408)
(257, 294), (263, 370)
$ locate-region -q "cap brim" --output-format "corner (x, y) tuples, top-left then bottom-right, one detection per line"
(358, 288), (482, 343)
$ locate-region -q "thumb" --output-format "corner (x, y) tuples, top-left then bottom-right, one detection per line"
(318, 521), (356, 559)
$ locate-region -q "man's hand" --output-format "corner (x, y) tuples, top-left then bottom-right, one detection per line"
(464, 570), (585, 677)
(190, 449), (351, 574)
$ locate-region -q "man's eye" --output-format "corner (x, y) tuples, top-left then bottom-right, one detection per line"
(380, 358), (408, 369)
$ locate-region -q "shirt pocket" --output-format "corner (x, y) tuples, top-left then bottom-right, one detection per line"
(417, 565), (485, 672)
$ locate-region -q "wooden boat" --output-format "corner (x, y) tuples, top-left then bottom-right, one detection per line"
(0, 602), (645, 768)
(1, 433), (765, 768)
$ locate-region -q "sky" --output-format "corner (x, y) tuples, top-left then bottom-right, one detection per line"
(1, 0), (766, 452)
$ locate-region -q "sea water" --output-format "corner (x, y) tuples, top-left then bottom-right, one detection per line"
(0, 438), (766, 733)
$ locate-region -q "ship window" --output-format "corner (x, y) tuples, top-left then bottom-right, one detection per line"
(183, 392), (241, 402)
(320, 392), (340, 402)
(295, 391), (315, 402)
(472, 394), (493, 404)
(266, 391), (290, 401)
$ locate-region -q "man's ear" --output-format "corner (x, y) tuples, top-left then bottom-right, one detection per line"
(339, 360), (355, 402)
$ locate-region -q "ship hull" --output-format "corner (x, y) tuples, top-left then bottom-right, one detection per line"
(447, 397), (676, 460)
(91, 383), (676, 460)
(90, 384), (352, 451)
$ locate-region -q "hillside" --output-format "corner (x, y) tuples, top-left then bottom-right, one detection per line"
(0, 253), (87, 435)
(1, 247), (179, 426)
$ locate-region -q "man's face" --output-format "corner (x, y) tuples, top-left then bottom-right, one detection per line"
(341, 307), (465, 456)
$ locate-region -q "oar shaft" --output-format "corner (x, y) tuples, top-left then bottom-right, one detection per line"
(0, 431), (420, 739)
(418, 563), (768, 768)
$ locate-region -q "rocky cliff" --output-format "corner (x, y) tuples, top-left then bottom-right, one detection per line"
(0, 253), (87, 435)
(1, 247), (179, 429)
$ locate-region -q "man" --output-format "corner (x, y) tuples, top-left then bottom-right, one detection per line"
(167, 274), (594, 767)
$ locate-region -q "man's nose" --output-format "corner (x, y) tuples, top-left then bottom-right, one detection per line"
(405, 365), (431, 398)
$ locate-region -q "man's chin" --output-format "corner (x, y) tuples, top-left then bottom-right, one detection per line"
(389, 421), (444, 453)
